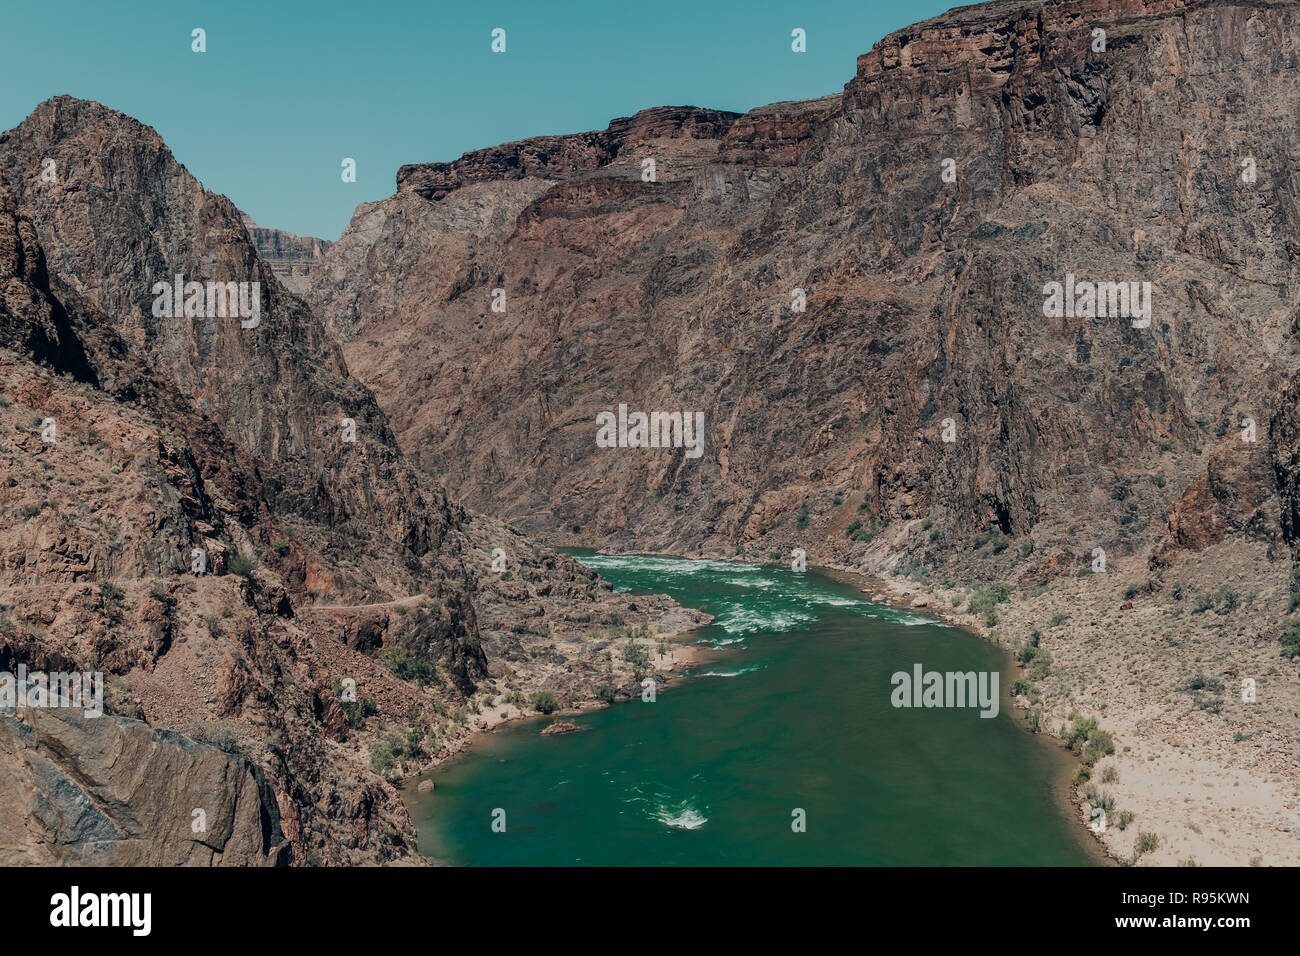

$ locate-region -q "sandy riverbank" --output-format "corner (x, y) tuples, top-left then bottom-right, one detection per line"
(825, 550), (1300, 868)
(398, 606), (716, 795)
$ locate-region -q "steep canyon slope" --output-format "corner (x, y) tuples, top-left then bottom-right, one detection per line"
(0, 100), (699, 865)
(304, 0), (1300, 864)
(309, 0), (1300, 574)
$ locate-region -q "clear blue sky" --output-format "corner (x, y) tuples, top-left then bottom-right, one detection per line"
(0, 0), (954, 239)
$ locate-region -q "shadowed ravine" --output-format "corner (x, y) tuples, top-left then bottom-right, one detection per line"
(407, 552), (1100, 866)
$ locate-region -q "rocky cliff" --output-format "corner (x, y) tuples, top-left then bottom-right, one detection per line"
(0, 102), (701, 865)
(5, 0), (1299, 868)
(299, 0), (1300, 864)
(306, 0), (1300, 580)
(241, 216), (332, 296)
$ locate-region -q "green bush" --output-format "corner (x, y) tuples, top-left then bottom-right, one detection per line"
(227, 553), (256, 577)
(385, 647), (439, 686)
(370, 726), (426, 775)
(595, 684), (616, 705)
(1065, 718), (1115, 764)
(1193, 586), (1240, 614)
(968, 585), (1010, 616)
(845, 519), (878, 542)
(1025, 707), (1042, 733)
(1282, 621), (1300, 659)
(1027, 648), (1052, 679)
(621, 639), (651, 680)
(530, 691), (558, 715)
(1182, 672), (1223, 693)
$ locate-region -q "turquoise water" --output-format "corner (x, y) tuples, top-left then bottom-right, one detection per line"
(407, 553), (1098, 865)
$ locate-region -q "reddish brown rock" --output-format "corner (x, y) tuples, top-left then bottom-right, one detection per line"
(540, 721), (583, 736)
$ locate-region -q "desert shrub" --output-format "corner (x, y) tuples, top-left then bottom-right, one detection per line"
(385, 647), (439, 687)
(530, 691), (558, 715)
(1025, 707), (1043, 733)
(969, 586), (1010, 617)
(1134, 832), (1160, 857)
(1182, 672), (1223, 693)
(227, 553), (256, 576)
(1082, 728), (1115, 765)
(1280, 621), (1300, 660)
(1027, 648), (1052, 679)
(621, 639), (651, 680)
(370, 727), (426, 775)
(845, 519), (878, 542)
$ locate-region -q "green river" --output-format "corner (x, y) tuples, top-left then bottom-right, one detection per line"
(406, 552), (1099, 865)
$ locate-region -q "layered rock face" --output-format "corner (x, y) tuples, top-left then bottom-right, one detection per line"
(242, 216), (332, 295)
(0, 708), (287, 866)
(305, 0), (1300, 587)
(0, 103), (696, 864)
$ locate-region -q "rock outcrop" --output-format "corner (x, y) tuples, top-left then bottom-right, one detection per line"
(305, 0), (1300, 590)
(242, 216), (332, 295)
(0, 100), (699, 865)
(0, 708), (287, 866)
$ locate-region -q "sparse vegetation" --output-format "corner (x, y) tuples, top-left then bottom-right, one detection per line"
(1193, 586), (1239, 614)
(385, 646), (439, 686)
(1280, 621), (1300, 659)
(370, 725), (427, 775)
(845, 518), (878, 542)
(621, 639), (651, 681)
(1065, 718), (1115, 765)
(1134, 831), (1160, 859)
(1025, 707), (1043, 733)
(227, 552), (256, 577)
(968, 585), (1010, 617)
(529, 691), (558, 715)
